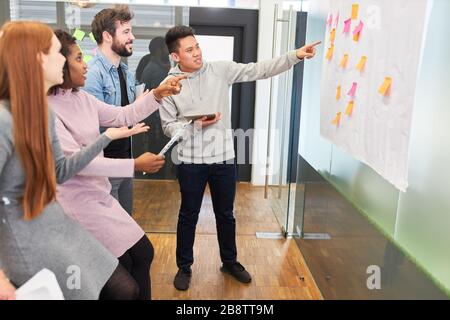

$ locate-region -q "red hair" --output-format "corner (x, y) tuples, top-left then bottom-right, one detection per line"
(0, 21), (57, 220)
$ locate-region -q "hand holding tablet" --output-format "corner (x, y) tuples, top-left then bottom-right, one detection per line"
(192, 112), (222, 128)
(184, 113), (216, 121)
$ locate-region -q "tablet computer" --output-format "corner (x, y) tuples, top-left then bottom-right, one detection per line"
(184, 113), (216, 121)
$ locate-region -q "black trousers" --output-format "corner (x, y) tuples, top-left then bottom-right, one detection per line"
(176, 162), (237, 270)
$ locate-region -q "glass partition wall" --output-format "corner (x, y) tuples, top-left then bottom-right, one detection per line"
(264, 4), (299, 237)
(293, 0), (450, 299)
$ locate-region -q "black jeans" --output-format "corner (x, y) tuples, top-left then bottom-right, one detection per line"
(176, 162), (237, 269)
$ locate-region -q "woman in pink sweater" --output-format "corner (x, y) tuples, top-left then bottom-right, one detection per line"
(48, 30), (185, 300)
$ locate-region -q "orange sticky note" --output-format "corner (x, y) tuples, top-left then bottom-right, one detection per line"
(331, 112), (342, 126)
(345, 101), (354, 116)
(353, 32), (360, 42)
(351, 4), (359, 20)
(326, 45), (334, 60)
(339, 54), (349, 68)
(330, 28), (336, 43)
(378, 77), (392, 95)
(336, 85), (341, 100)
(356, 56), (367, 70)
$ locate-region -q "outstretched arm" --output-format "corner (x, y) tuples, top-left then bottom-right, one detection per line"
(53, 117), (135, 178)
(50, 111), (148, 184)
(226, 41), (321, 84)
(95, 75), (186, 128)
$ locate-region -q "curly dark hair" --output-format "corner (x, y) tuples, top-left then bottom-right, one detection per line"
(49, 29), (78, 95)
(91, 5), (133, 45)
(165, 25), (196, 54)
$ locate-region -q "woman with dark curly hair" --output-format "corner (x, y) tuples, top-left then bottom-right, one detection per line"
(48, 30), (185, 300)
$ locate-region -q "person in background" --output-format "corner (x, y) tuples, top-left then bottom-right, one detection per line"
(140, 37), (170, 90)
(135, 36), (174, 180)
(136, 36), (169, 85)
(0, 21), (149, 300)
(135, 48), (151, 85)
(49, 30), (184, 300)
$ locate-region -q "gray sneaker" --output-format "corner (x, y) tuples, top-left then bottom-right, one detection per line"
(173, 268), (192, 291)
(220, 262), (252, 283)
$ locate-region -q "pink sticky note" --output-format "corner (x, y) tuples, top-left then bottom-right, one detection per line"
(343, 18), (351, 34)
(327, 14), (333, 27)
(348, 82), (358, 97)
(353, 20), (364, 35)
(334, 12), (340, 28)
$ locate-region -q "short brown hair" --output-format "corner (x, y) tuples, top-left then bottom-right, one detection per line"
(91, 5), (133, 45)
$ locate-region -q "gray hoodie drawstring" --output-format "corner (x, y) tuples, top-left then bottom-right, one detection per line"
(199, 72), (202, 101)
(187, 77), (194, 103)
(186, 74), (202, 103)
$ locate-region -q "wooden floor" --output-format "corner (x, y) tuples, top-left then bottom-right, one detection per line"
(133, 180), (323, 300)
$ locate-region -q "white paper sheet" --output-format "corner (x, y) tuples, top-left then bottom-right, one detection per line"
(15, 269), (64, 300)
(319, 0), (430, 191)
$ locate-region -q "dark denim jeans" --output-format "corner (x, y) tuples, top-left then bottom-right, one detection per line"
(176, 162), (237, 269)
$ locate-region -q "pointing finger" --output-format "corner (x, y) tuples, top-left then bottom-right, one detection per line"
(173, 74), (188, 83)
(307, 41), (322, 48)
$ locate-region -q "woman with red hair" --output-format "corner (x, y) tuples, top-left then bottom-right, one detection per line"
(0, 21), (150, 300)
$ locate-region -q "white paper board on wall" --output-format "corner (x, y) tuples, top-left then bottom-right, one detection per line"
(319, 0), (429, 191)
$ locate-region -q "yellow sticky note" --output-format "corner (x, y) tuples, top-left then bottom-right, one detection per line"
(378, 77), (392, 95)
(331, 112), (342, 126)
(73, 28), (85, 42)
(356, 56), (367, 71)
(336, 85), (341, 100)
(351, 4), (359, 20)
(339, 54), (349, 68)
(83, 54), (93, 63)
(330, 28), (336, 43)
(89, 32), (96, 44)
(326, 45), (334, 60)
(345, 101), (354, 116)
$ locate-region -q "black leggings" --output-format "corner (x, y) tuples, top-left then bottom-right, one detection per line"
(118, 235), (154, 300)
(99, 263), (139, 300)
(99, 236), (154, 300)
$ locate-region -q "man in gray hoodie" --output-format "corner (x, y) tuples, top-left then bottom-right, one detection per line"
(160, 25), (320, 291)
